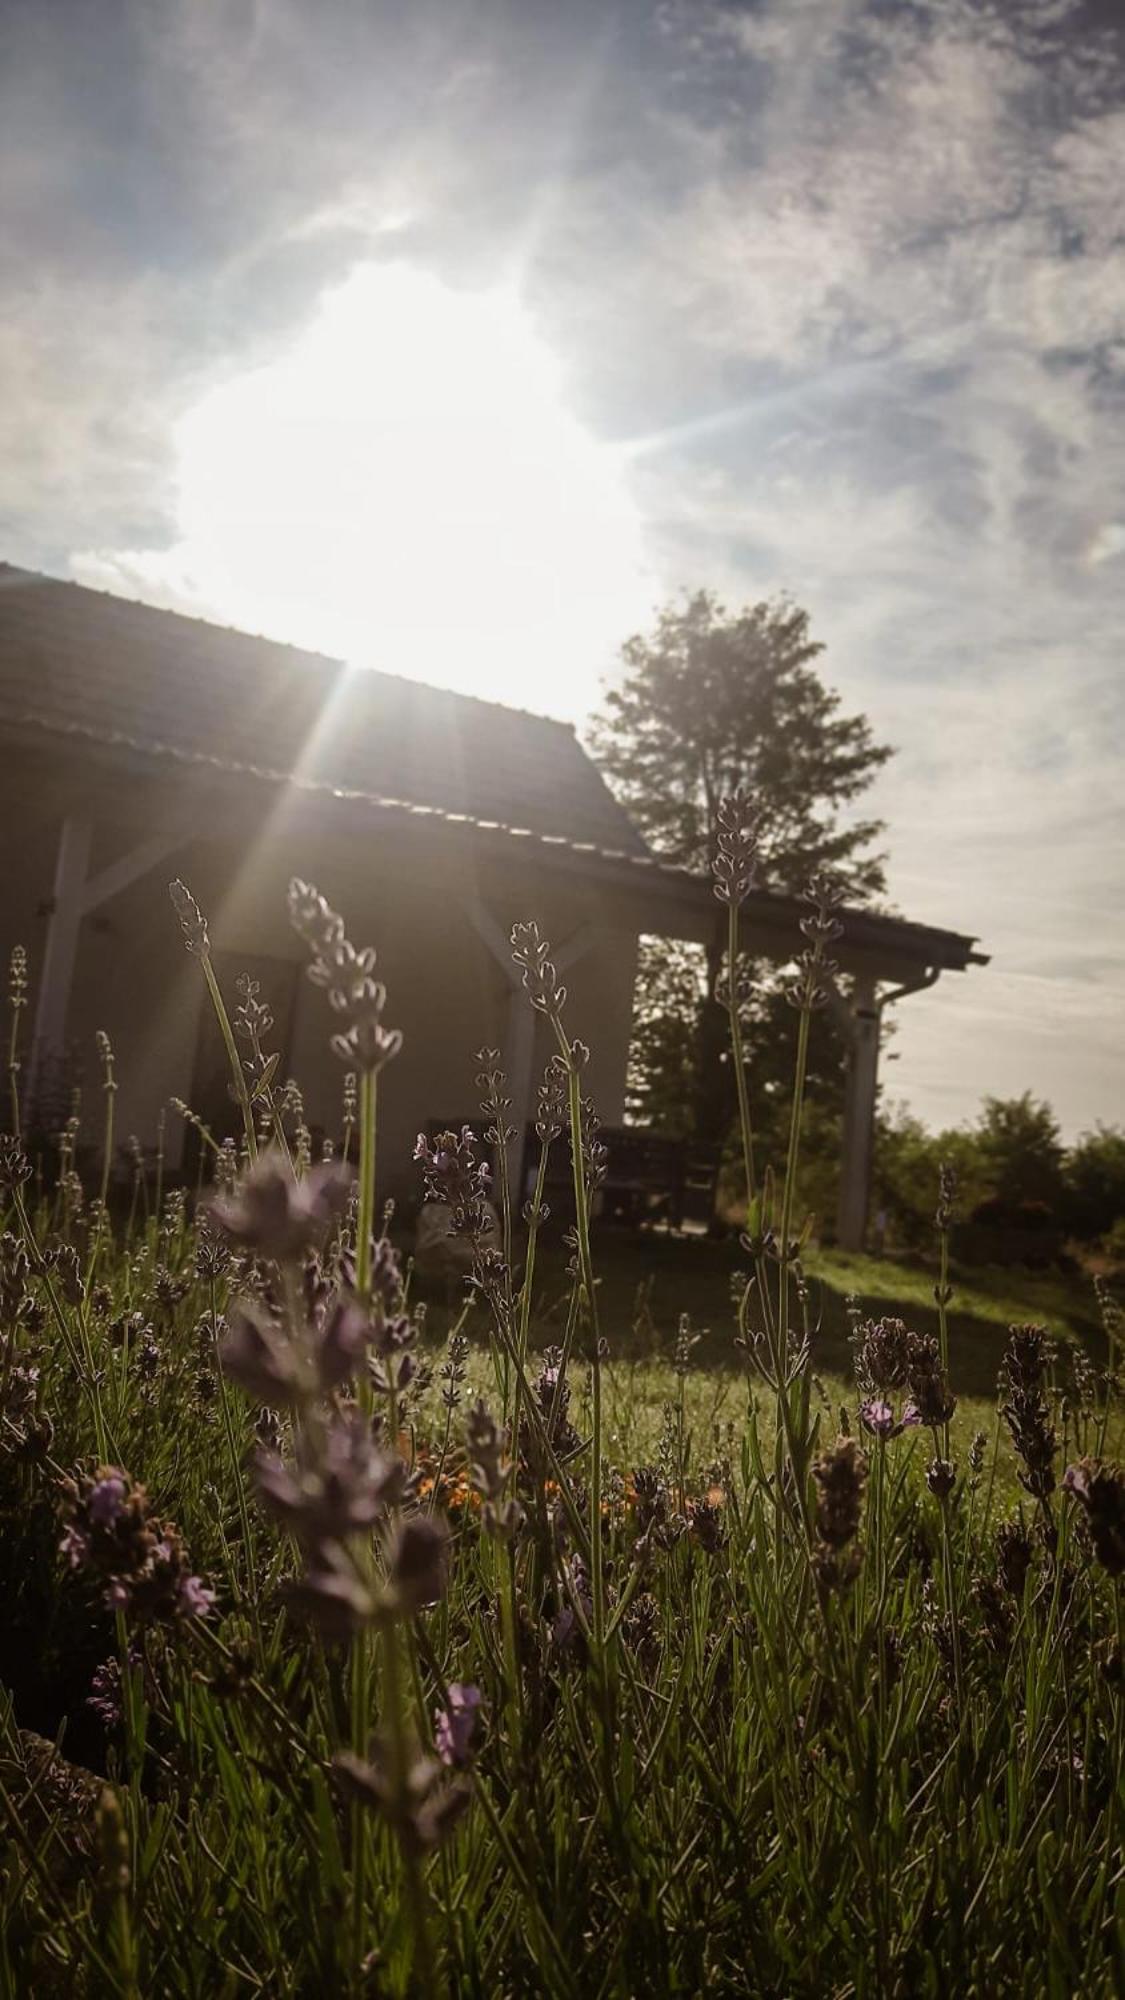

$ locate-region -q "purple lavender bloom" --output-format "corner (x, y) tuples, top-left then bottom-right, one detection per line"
(381, 1514), (450, 1614)
(1063, 1457), (1125, 1575)
(60, 1523), (91, 1568)
(859, 1399), (920, 1441)
(255, 1411), (408, 1548)
(415, 1127), (494, 1241)
(860, 1398), (895, 1439)
(1062, 1461), (1091, 1502)
(285, 1552), (376, 1641)
(137, 1332), (161, 1381)
(317, 1296), (374, 1391)
(89, 1474), (128, 1526)
(552, 1606), (577, 1652)
(87, 1649), (144, 1728)
(434, 1684), (483, 1768)
(213, 1154), (352, 1262)
(177, 1574), (216, 1619)
(221, 1303), (303, 1408)
(88, 1656), (124, 1728)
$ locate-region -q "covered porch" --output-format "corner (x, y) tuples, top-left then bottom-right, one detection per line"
(15, 728), (985, 1249)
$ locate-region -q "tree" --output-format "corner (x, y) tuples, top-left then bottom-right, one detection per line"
(590, 592), (892, 895)
(590, 592), (893, 1152)
(624, 937), (703, 1136)
(1062, 1125), (1125, 1242)
(873, 1108), (990, 1249)
(975, 1094), (1066, 1212)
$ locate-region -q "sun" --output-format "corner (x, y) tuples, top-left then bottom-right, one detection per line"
(75, 264), (653, 717)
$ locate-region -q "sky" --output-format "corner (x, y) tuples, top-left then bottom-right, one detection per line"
(1, 0), (1123, 1138)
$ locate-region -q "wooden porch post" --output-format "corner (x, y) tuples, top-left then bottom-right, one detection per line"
(25, 817), (183, 1125)
(831, 964), (943, 1250)
(26, 816), (93, 1119)
(835, 971), (881, 1253)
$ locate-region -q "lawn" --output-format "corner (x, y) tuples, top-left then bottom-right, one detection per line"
(411, 1227), (1116, 1503)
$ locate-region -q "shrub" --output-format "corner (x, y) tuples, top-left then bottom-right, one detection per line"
(1064, 1126), (1125, 1243)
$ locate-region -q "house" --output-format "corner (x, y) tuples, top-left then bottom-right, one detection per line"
(0, 564), (986, 1244)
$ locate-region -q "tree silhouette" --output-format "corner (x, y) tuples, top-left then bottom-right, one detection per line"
(591, 591), (893, 1149)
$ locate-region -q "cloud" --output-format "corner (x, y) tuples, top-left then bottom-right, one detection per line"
(0, 0), (617, 560)
(603, 0), (1125, 1132)
(1087, 521), (1125, 566)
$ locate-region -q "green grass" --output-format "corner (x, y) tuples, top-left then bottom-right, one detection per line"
(439, 1226), (1104, 1385)
(410, 1230), (1115, 1508)
(6, 1189), (1119, 1997)
(417, 1226), (1107, 1375)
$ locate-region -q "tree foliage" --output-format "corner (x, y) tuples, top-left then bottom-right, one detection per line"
(1062, 1124), (1125, 1240)
(624, 937), (703, 1137)
(589, 590), (893, 897)
(873, 1108), (992, 1247)
(975, 1092), (1066, 1211)
(874, 1099), (1125, 1253)
(625, 938), (850, 1156)
(591, 592), (893, 1159)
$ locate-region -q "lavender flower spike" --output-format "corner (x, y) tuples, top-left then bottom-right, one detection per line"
(712, 789), (760, 907)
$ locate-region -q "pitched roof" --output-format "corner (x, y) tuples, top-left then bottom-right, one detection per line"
(0, 562), (986, 974)
(0, 563), (651, 858)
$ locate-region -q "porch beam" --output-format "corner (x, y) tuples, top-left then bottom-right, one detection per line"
(831, 964), (943, 1250)
(81, 832), (182, 915)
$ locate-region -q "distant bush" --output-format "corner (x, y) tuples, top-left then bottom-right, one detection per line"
(876, 1101), (1125, 1258)
(958, 1195), (1065, 1269)
(873, 1107), (988, 1249)
(1064, 1125), (1125, 1243)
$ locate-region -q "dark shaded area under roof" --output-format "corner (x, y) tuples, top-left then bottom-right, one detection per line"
(0, 564), (650, 858)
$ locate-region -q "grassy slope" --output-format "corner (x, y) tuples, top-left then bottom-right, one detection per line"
(414, 1228), (1115, 1493)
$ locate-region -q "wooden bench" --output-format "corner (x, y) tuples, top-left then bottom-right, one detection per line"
(522, 1125), (720, 1231)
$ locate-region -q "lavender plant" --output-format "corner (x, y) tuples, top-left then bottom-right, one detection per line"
(0, 822), (1121, 1999)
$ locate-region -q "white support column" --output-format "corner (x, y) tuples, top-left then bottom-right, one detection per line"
(27, 816), (93, 1117)
(836, 971), (881, 1253)
(465, 899), (597, 1196)
(26, 818), (182, 1122)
